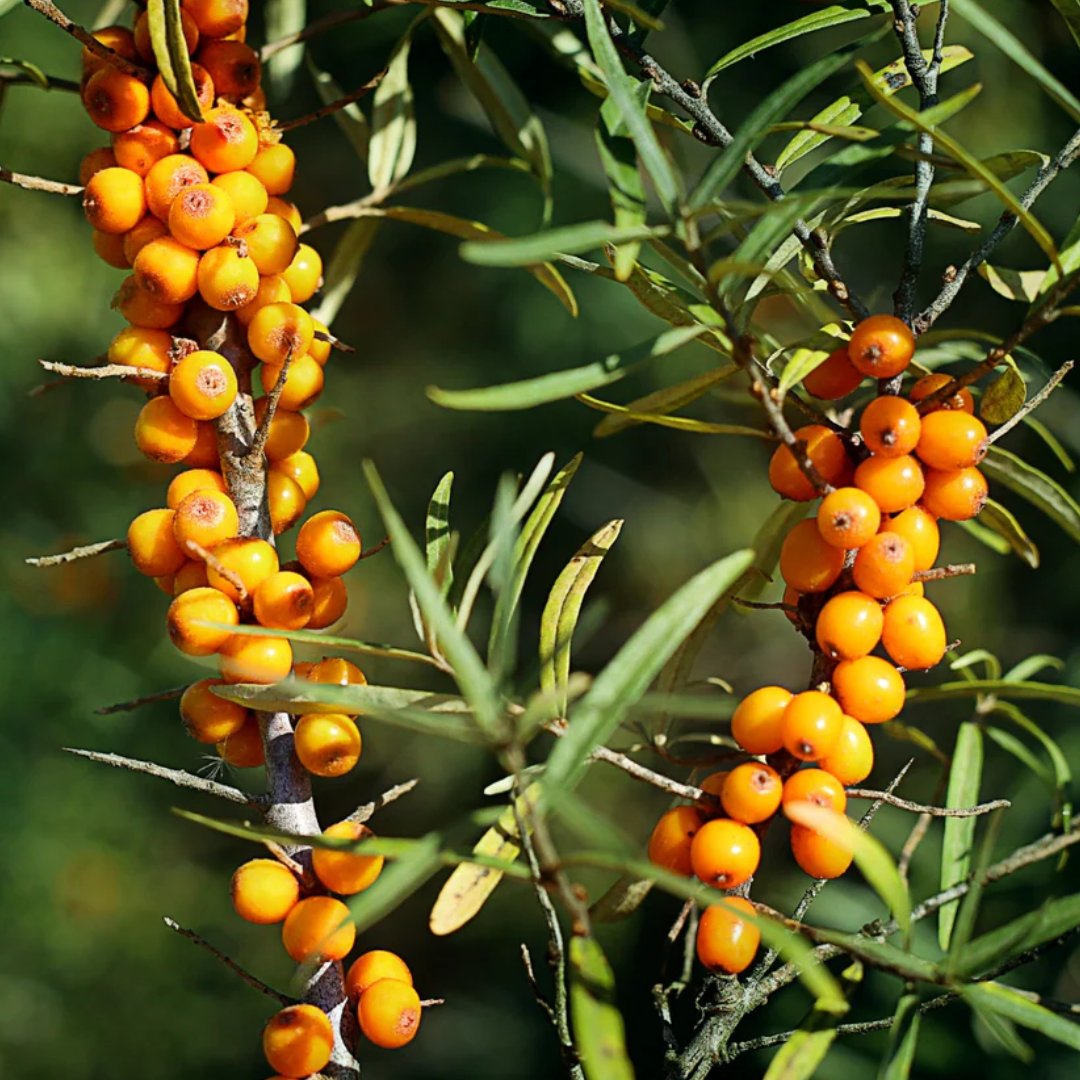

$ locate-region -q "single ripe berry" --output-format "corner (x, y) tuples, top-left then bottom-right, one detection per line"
(128, 508), (187, 577)
(167, 585), (239, 655)
(210, 169), (268, 225)
(347, 951), (413, 1000)
(690, 818), (760, 888)
(144, 153), (209, 221)
(112, 120), (180, 177)
(309, 576), (348, 629)
(783, 584), (802, 625)
(231, 858), (300, 924)
(180, 677), (248, 742)
(234, 213), (299, 276)
(82, 67), (151, 132)
(730, 686), (793, 755)
(853, 453), (926, 514)
(768, 425), (851, 502)
(169, 183), (236, 250)
(268, 471), (307, 535)
(113, 275), (185, 329)
(267, 195), (303, 232)
(197, 244), (260, 310)
(816, 487), (881, 549)
(802, 346), (864, 400)
(79, 146), (118, 185)
(217, 713), (264, 767)
(819, 714), (874, 786)
(781, 690), (843, 761)
(173, 489), (239, 552)
(282, 895), (356, 963)
(883, 505), (939, 571)
(696, 897), (759, 975)
(860, 395), (921, 457)
(83, 166), (147, 234)
(909, 372), (974, 414)
(358, 979), (422, 1050)
(205, 537), (279, 600)
(170, 349), (238, 420)
(916, 410), (988, 471)
(312, 821), (385, 895)
(247, 142), (296, 195)
(190, 104), (259, 172)
(271, 451), (320, 500)
(260, 353), (325, 411)
(123, 214), (170, 265)
(815, 591), (883, 661)
(648, 807), (703, 877)
(236, 272), (292, 326)
(183, 0), (248, 40)
(219, 633), (294, 684)
(195, 39), (261, 100)
(173, 559), (209, 594)
(781, 768), (847, 814)
(720, 762), (782, 825)
(296, 511), (362, 579)
(184, 420), (221, 468)
(247, 302), (314, 365)
(832, 656), (905, 724)
(309, 656), (367, 689)
(921, 466), (988, 520)
(108, 325), (172, 393)
(882, 595), (947, 670)
(847, 314), (914, 378)
(852, 531), (915, 599)
(253, 400), (309, 459)
(133, 235), (201, 304)
(282, 244), (323, 304)
(254, 571), (315, 630)
(294, 713), (362, 777)
(263, 1004), (333, 1080)
(779, 519), (845, 594)
(92, 229), (129, 269)
(790, 822), (854, 879)
(150, 66), (214, 129)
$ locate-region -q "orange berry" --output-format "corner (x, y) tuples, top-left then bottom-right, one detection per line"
(183, 420), (221, 468)
(82, 67), (151, 133)
(309, 656), (367, 689)
(294, 713), (362, 777)
(916, 410), (988, 471)
(647, 806), (703, 876)
(281, 243), (322, 304)
(122, 213), (170, 265)
(127, 507), (186, 576)
(236, 273), (292, 326)
(802, 346), (864, 400)
(882, 595), (946, 670)
(832, 656), (905, 724)
(260, 354), (325, 411)
(293, 661), (316, 680)
(816, 486), (881, 549)
(196, 38), (260, 100)
(281, 894), (355, 963)
(197, 244), (260, 310)
(113, 275), (185, 329)
(92, 229), (130, 269)
(921, 466), (988, 520)
(173, 489), (239, 551)
(783, 584), (802, 625)
(346, 951), (413, 999)
(309, 576), (348, 629)
(312, 821), (384, 895)
(247, 143), (296, 196)
(217, 712), (264, 767)
(308, 320), (331, 366)
(206, 537), (280, 600)
(247, 301), (313, 365)
(266, 195), (303, 233)
(182, 0), (248, 39)
(271, 451), (320, 500)
(819, 715), (874, 786)
(144, 153), (209, 221)
(847, 314), (914, 379)
(267, 471), (307, 535)
(170, 349), (238, 420)
(81, 26), (138, 75)
(252, 399), (309, 459)
(134, 395), (198, 462)
(696, 897), (759, 974)
(779, 519), (845, 594)
(169, 182), (236, 250)
(133, 235), (200, 304)
(210, 169), (268, 225)
(173, 558), (210, 594)
(167, 585), (239, 655)
(689, 818), (761, 888)
(134, 8), (199, 61)
(781, 689), (843, 761)
(254, 571), (314, 630)
(852, 531), (915, 599)
(781, 768), (847, 814)
(180, 677), (248, 742)
(815, 591), (883, 661)
(79, 146), (117, 186)
(358, 980), (423, 1049)
(234, 214), (299, 278)
(860, 395), (921, 457)
(853, 453), (925, 514)
(83, 166), (147, 234)
(169, 469), (227, 513)
(883, 506), (939, 571)
(730, 685), (792, 755)
(231, 858), (299, 924)
(720, 762), (782, 825)
(768, 424), (851, 502)
(909, 372), (974, 414)
(190, 104), (259, 172)
(219, 633), (294, 684)
(112, 120), (180, 177)
(790, 821), (853, 879)
(296, 510), (362, 579)
(262, 1004), (333, 1079)
(150, 66), (214, 129)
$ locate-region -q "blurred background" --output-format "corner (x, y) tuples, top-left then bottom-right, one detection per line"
(3, 0), (1080, 1076)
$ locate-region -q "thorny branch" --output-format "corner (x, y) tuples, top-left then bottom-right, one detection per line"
(1, 165), (82, 195)
(26, 538), (126, 567)
(38, 359), (168, 384)
(845, 788), (1009, 816)
(346, 778), (421, 825)
(21, 0), (151, 79)
(95, 685), (188, 715)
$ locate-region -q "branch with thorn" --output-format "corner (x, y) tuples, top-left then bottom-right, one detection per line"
(26, 538), (125, 567)
(1, 165), (83, 195)
(22, 0), (151, 79)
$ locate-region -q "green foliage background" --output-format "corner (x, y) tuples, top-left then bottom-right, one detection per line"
(2, 1), (1080, 1076)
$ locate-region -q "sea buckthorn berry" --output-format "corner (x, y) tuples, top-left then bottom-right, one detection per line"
(236, 273), (292, 326)
(832, 656), (905, 724)
(254, 571), (314, 630)
(720, 762), (782, 825)
(347, 951), (413, 1000)
(819, 715), (874, 786)
(81, 26), (138, 75)
(882, 595), (946, 670)
(781, 768), (847, 814)
(816, 487), (881, 549)
(184, 420), (221, 468)
(196, 39), (261, 100)
(696, 897), (759, 975)
(173, 489), (239, 551)
(310, 657), (367, 689)
(197, 244), (260, 310)
(731, 686), (793, 755)
(802, 346), (863, 400)
(110, 326), (173, 392)
(252, 400), (310, 459)
(282, 244), (323, 304)
(267, 471), (307, 535)
(210, 170), (268, 225)
(815, 591), (883, 661)
(921, 466), (988, 520)
(114, 275), (185, 329)
(852, 531), (915, 599)
(122, 214), (170, 265)
(909, 372), (975, 414)
(234, 214), (300, 276)
(854, 453), (925, 514)
(219, 633), (294, 684)
(768, 424), (851, 502)
(896, 579), (925, 599)
(182, 0), (248, 39)
(293, 661), (315, 679)
(83, 167), (147, 234)
(231, 858), (299, 924)
(309, 320), (331, 366)
(170, 349), (238, 420)
(144, 153), (209, 221)
(783, 584), (802, 625)
(294, 713), (362, 777)
(168, 469), (226, 512)
(248, 302), (314, 365)
(92, 230), (129, 269)
(174, 559), (209, 594)
(83, 67), (151, 132)
(847, 314), (915, 379)
(180, 677), (248, 742)
(260, 354), (325, 411)
(169, 183), (236, 250)
(689, 818), (761, 888)
(133, 235), (200, 304)
(266, 196), (303, 233)
(282, 895), (356, 963)
(190, 105), (259, 172)
(884, 506), (939, 571)
(781, 689), (843, 761)
(359, 980), (423, 1050)
(248, 143), (297, 195)
(79, 146), (117, 186)
(309, 576), (348, 629)
(112, 120), (180, 177)
(790, 821), (853, 879)
(128, 508), (186, 577)
(272, 451), (320, 500)
(217, 713), (264, 767)
(860, 395), (921, 457)
(134, 8), (199, 60)
(312, 821), (385, 895)
(647, 806), (702, 876)
(296, 511), (362, 579)
(134, 395), (198, 463)
(206, 537), (280, 600)
(779, 519), (845, 594)
(262, 1004), (333, 1080)
(167, 585), (238, 655)
(150, 66), (214, 130)
(158, 572), (180, 597)
(916, 410), (989, 471)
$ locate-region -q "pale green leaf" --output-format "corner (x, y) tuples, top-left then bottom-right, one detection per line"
(426, 470), (455, 599)
(960, 891), (1080, 978)
(368, 28), (416, 191)
(306, 53), (370, 161)
(878, 993), (921, 1080)
(964, 983), (1080, 1052)
(265, 0), (305, 94)
(978, 264), (1047, 303)
(460, 221), (666, 267)
(147, 0), (204, 124)
(939, 722), (983, 949)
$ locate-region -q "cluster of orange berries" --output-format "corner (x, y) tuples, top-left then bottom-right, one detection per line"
(648, 315), (990, 978)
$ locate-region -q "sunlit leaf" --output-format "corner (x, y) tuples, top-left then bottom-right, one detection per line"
(879, 993), (921, 1080)
(426, 470), (455, 598)
(460, 221), (666, 267)
(570, 936), (636, 1080)
(964, 983), (1080, 1053)
(596, 86), (648, 280)
(980, 360), (1027, 424)
(978, 264), (1047, 303)
(147, 0), (204, 123)
(265, 0), (305, 94)
(368, 26), (417, 191)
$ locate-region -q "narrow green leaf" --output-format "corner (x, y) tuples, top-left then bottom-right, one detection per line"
(214, 679), (468, 714)
(368, 28), (416, 191)
(346, 831), (444, 935)
(577, 392), (768, 437)
(570, 937), (636, 1080)
(779, 348), (831, 397)
(306, 53), (370, 162)
(947, 808), (1004, 973)
(590, 875), (654, 923)
(1049, 0), (1080, 50)
(967, 990), (1034, 1061)
(0, 56), (49, 88)
(808, 927), (941, 983)
(957, 516), (1012, 557)
(309, 217), (380, 328)
(878, 993), (921, 1080)
(977, 497), (1040, 568)
(1005, 654), (1065, 682)
(597, 86), (648, 281)
(265, 0), (306, 94)
(960, 891), (1080, 978)
(147, 0), (204, 124)
(461, 221), (666, 268)
(982, 446), (1080, 544)
(964, 983), (1080, 1052)
(426, 470), (455, 598)
(986, 725), (1054, 788)
(1025, 416), (1075, 473)
(939, 721), (983, 950)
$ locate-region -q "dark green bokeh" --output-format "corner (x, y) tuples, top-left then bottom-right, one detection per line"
(2, 1), (1080, 1076)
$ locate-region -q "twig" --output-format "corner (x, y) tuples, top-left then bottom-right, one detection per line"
(346, 778), (420, 825)
(26, 538), (125, 567)
(1, 166), (82, 195)
(0, 69), (80, 91)
(732, 598), (799, 615)
(986, 360), (1075, 445)
(95, 685), (188, 715)
(275, 70), (387, 133)
(38, 359), (168, 384)
(163, 917), (293, 1003)
(912, 563), (976, 582)
(845, 789), (1010, 816)
(591, 743), (720, 807)
(521, 943), (559, 1024)
(184, 539), (248, 602)
(21, 0), (151, 78)
(250, 348), (294, 461)
(357, 535), (393, 561)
